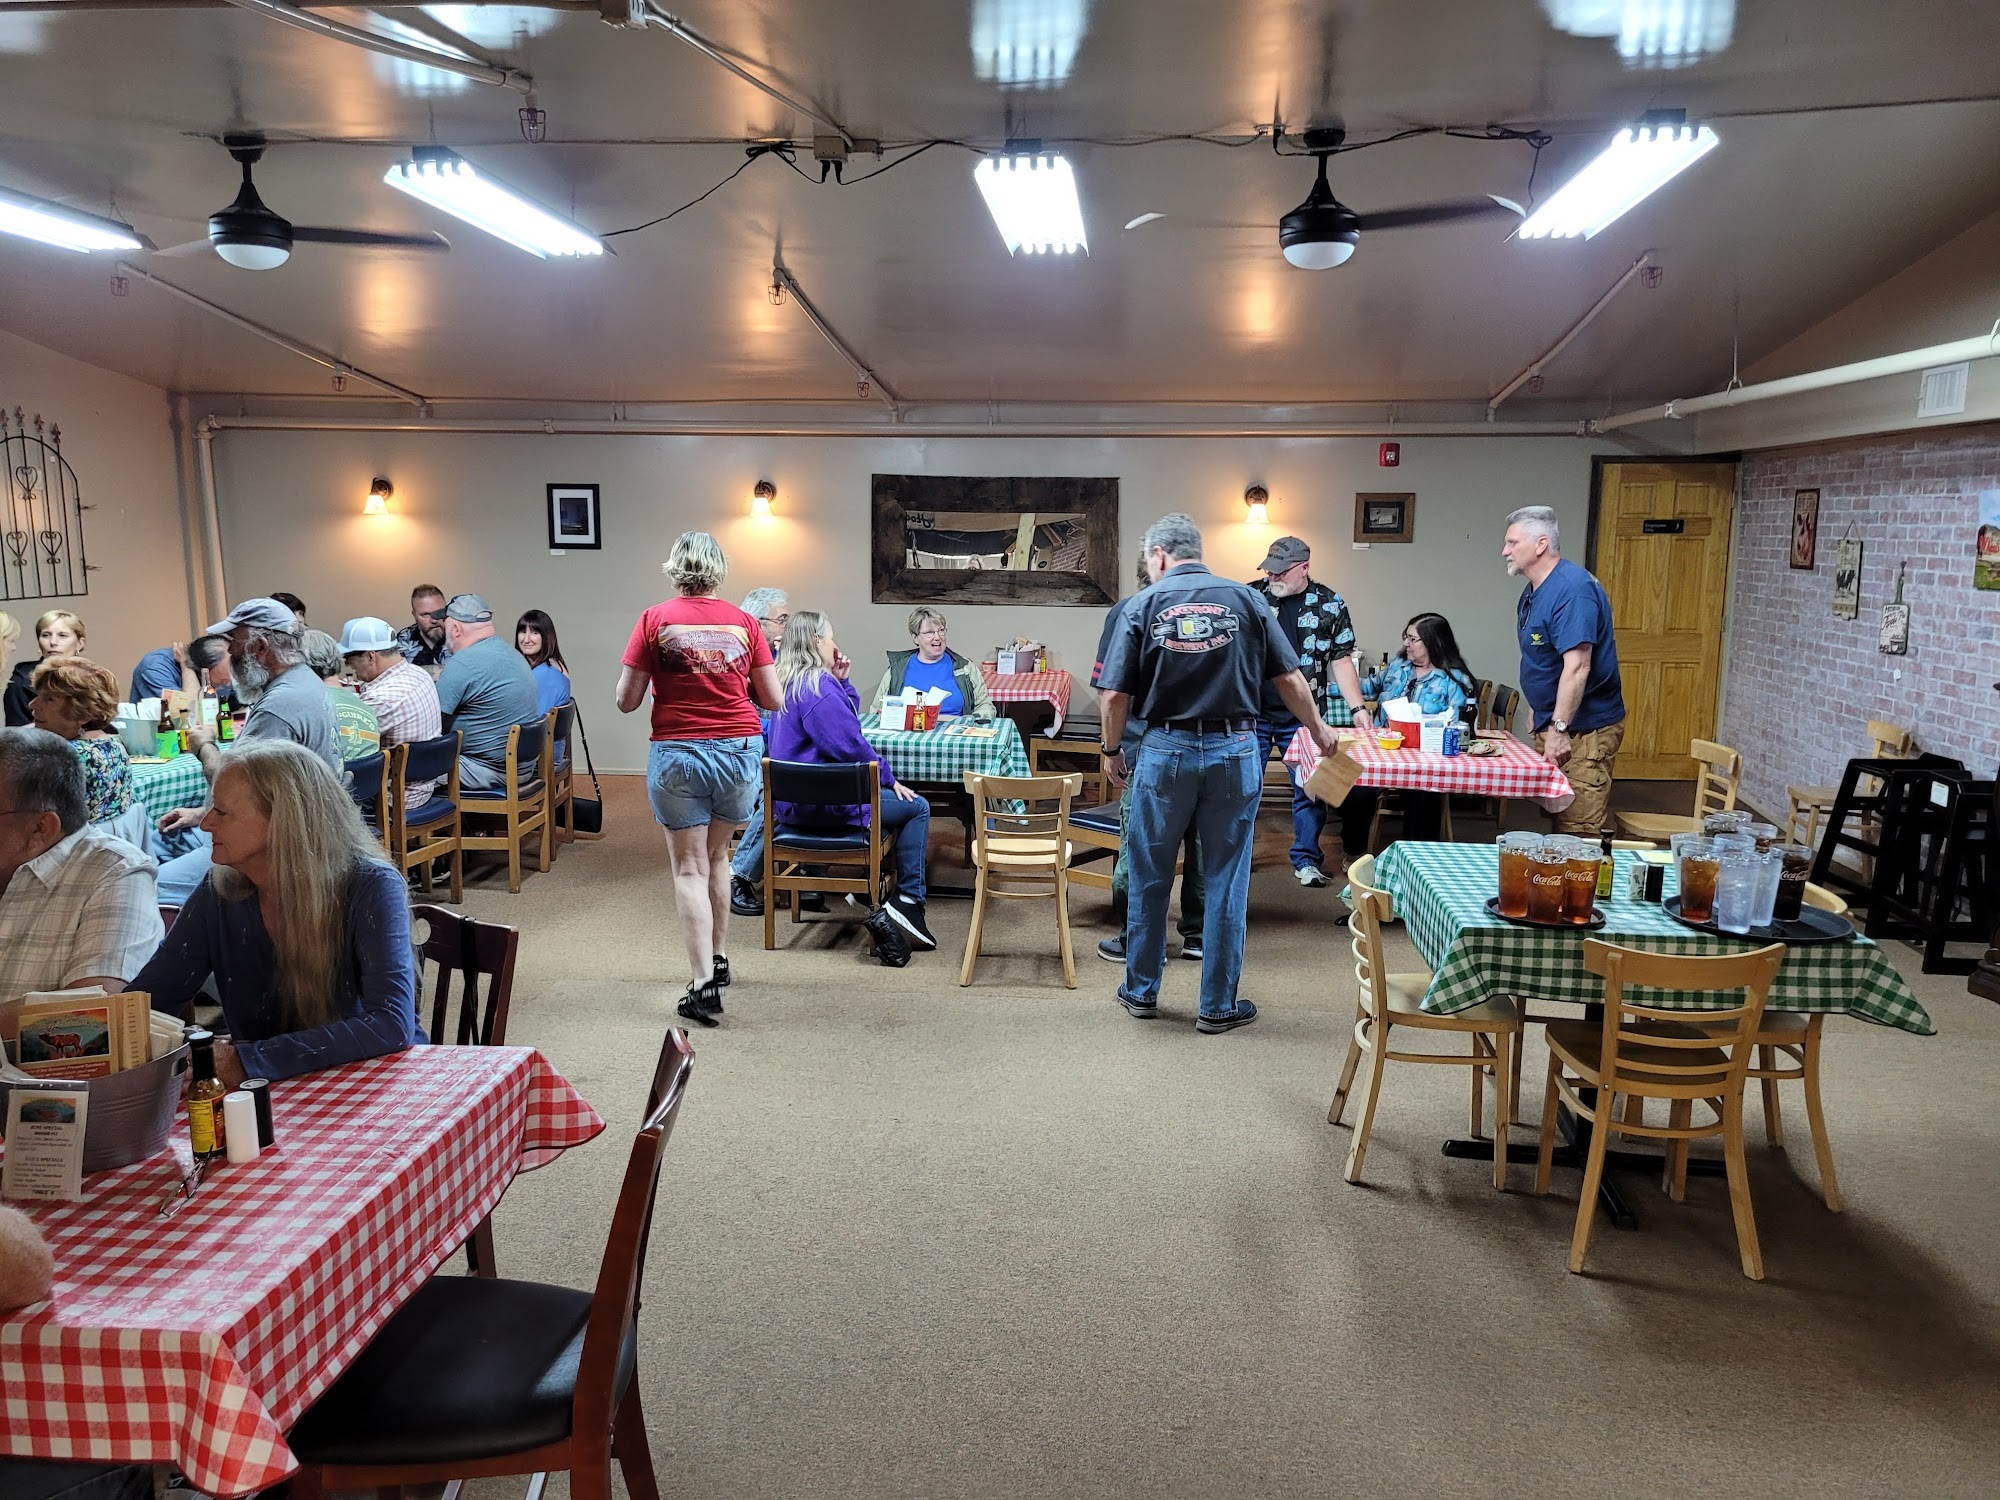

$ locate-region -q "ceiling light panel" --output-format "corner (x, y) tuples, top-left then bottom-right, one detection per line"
(1517, 122), (1718, 239)
(974, 153), (1087, 256)
(382, 149), (602, 258)
(0, 185), (142, 252)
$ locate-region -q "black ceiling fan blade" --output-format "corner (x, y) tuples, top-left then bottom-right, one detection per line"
(291, 227), (452, 252)
(1358, 196), (1526, 232)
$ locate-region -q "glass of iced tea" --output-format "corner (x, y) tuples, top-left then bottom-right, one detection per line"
(1562, 841), (1602, 924)
(1526, 845), (1569, 924)
(1676, 838), (1720, 923)
(1773, 842), (1814, 921)
(1496, 832), (1539, 918)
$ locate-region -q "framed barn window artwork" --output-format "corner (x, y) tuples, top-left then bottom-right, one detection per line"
(547, 484), (601, 550)
(1354, 492), (1415, 544)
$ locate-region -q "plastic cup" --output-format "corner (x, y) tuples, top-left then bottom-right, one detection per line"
(1704, 810), (1752, 838)
(1562, 845), (1602, 924)
(1496, 833), (1539, 918)
(1714, 852), (1760, 934)
(1748, 848), (1783, 928)
(1676, 839), (1719, 923)
(1711, 832), (1756, 858)
(1774, 843), (1813, 922)
(1526, 846), (1568, 923)
(1745, 822), (1781, 853)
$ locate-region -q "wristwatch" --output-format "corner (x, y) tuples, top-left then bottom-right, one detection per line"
(1099, 743), (1120, 758)
(1550, 717), (1570, 734)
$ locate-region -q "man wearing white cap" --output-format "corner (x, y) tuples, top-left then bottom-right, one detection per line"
(342, 616), (443, 810)
(153, 596), (339, 904)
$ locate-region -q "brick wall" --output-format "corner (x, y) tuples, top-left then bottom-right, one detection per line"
(1720, 427), (2000, 820)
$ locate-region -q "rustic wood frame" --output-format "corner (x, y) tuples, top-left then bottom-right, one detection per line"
(870, 474), (1121, 605)
(1354, 492), (1415, 544)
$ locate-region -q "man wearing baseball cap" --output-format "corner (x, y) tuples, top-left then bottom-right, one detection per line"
(152, 596), (340, 904)
(342, 616), (443, 811)
(1250, 537), (1379, 887)
(432, 594), (539, 791)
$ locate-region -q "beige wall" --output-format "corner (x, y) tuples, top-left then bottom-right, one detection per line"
(209, 428), (1613, 772)
(0, 329), (197, 693)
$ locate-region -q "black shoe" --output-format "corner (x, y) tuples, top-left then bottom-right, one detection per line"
(729, 876), (763, 917)
(711, 954), (730, 1005)
(885, 896), (937, 951)
(1195, 1000), (1258, 1034)
(1117, 991), (1160, 1020)
(1180, 936), (1204, 961)
(798, 892), (827, 913)
(1097, 935), (1126, 962)
(676, 979), (723, 1028)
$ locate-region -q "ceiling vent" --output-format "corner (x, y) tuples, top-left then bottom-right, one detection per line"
(1917, 361), (1969, 418)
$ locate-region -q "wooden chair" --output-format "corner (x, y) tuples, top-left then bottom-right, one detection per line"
(959, 771), (1084, 988)
(1786, 718), (1914, 854)
(762, 758), (888, 950)
(286, 1028), (695, 1500)
(1534, 938), (1787, 1279)
(1684, 882), (1849, 1210)
(1365, 791), (1454, 853)
(412, 903), (520, 1275)
(388, 731), (464, 904)
(1064, 798), (1122, 893)
(1473, 678), (1495, 730)
(1331, 854), (1521, 1187)
(1482, 684), (1520, 735)
(457, 716), (554, 894)
(1029, 734), (1108, 807)
(1614, 737), (1742, 844)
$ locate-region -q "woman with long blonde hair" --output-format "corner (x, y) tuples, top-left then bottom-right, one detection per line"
(133, 738), (420, 1084)
(5, 608), (85, 727)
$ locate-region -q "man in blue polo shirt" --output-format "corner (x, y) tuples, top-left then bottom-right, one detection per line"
(1502, 505), (1625, 835)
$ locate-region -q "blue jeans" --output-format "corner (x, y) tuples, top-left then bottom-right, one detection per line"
(879, 793), (930, 905)
(1254, 719), (1378, 868)
(1119, 726), (1259, 1021)
(731, 798), (767, 880)
(153, 825), (213, 906)
(646, 736), (762, 829)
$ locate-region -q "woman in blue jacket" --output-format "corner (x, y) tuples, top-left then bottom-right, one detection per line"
(1359, 612), (1478, 842)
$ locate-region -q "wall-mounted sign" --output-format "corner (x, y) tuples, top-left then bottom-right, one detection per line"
(1641, 518), (1685, 534)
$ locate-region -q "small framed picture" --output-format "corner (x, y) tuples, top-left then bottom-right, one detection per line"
(1790, 488), (1819, 570)
(547, 483), (601, 550)
(1354, 492), (1415, 544)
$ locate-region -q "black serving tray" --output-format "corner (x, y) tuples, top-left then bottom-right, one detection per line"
(1484, 895), (1606, 931)
(1662, 896), (1854, 945)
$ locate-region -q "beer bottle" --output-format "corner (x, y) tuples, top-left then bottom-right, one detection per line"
(1596, 830), (1616, 899)
(186, 1029), (228, 1159)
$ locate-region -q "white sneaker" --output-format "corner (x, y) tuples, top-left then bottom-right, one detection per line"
(1295, 864), (1330, 888)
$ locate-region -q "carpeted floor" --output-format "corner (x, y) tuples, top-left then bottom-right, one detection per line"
(453, 776), (2000, 1499)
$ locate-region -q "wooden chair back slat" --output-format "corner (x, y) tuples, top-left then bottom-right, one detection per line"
(412, 903), (520, 1047)
(1581, 939), (1784, 1097)
(1344, 855), (1393, 1026)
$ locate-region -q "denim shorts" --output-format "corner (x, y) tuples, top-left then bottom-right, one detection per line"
(646, 735), (762, 830)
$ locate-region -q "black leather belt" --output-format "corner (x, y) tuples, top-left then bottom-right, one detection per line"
(1159, 717), (1256, 734)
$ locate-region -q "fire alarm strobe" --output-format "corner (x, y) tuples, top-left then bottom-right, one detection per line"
(1379, 442), (1400, 467)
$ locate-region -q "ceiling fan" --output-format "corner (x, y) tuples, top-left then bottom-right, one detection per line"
(160, 134), (450, 270)
(1276, 126), (1523, 268)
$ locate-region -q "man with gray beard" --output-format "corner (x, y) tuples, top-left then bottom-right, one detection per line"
(152, 597), (338, 904)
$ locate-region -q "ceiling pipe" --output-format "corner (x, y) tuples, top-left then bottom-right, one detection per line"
(1592, 320), (2000, 432)
(637, 3), (855, 150)
(1489, 250), (1654, 413)
(771, 264), (902, 416)
(214, 0), (534, 93)
(117, 261), (431, 408)
(200, 414), (1589, 438)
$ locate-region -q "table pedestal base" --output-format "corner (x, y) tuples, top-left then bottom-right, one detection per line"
(1440, 1104), (1724, 1229)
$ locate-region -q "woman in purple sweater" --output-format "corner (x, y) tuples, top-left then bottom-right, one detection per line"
(766, 611), (935, 952)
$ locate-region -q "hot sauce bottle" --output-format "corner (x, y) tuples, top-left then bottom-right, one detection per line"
(186, 1028), (227, 1159)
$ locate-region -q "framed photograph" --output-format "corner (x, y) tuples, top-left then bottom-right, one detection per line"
(1832, 538), (1862, 619)
(1790, 488), (1819, 570)
(1354, 492), (1415, 544)
(1879, 602), (1909, 655)
(547, 483), (601, 550)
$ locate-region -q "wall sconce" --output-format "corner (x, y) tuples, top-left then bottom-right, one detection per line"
(1244, 484), (1270, 524)
(751, 480), (776, 518)
(363, 477), (393, 515)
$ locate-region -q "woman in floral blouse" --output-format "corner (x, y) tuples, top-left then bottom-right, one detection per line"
(29, 656), (133, 824)
(1359, 613), (1477, 842)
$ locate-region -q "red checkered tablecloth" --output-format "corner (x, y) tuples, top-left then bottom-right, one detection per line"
(1285, 727), (1575, 811)
(1, 1045), (603, 1497)
(978, 664), (1073, 732)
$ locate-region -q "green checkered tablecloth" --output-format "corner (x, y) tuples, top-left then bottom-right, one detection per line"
(860, 714), (1030, 784)
(1370, 842), (1936, 1035)
(130, 753), (208, 820)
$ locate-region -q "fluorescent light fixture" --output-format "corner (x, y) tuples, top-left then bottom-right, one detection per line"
(382, 148), (602, 258)
(1517, 118), (1718, 239)
(974, 151), (1087, 256)
(0, 185), (142, 253)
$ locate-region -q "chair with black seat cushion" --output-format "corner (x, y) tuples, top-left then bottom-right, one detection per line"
(1064, 799), (1123, 893)
(412, 903), (519, 1275)
(285, 1028), (695, 1500)
(345, 751), (386, 841)
(387, 732), (464, 904)
(762, 758), (886, 950)
(456, 716), (554, 894)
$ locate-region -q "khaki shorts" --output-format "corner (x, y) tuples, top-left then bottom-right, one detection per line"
(1538, 720), (1624, 835)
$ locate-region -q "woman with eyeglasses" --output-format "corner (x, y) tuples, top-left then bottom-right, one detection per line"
(868, 607), (997, 719)
(1358, 612), (1478, 841)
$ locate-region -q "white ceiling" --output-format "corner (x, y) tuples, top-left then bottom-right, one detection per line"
(1, 0), (1998, 410)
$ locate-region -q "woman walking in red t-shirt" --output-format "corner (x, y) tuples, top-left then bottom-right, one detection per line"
(616, 531), (781, 1025)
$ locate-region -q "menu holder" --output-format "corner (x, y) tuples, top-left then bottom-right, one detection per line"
(1661, 897), (1854, 945)
(1483, 896), (1606, 931)
(2, 1079), (89, 1201)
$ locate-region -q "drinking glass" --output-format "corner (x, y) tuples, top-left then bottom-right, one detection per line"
(1704, 810), (1752, 838)
(1711, 832), (1756, 859)
(1774, 843), (1814, 922)
(1748, 848), (1783, 928)
(1562, 842), (1602, 924)
(1526, 846), (1568, 923)
(1496, 832), (1539, 919)
(1713, 852), (1760, 934)
(1676, 839), (1720, 923)
(1745, 821), (1781, 853)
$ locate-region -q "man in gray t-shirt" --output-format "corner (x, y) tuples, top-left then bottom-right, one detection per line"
(434, 594), (540, 790)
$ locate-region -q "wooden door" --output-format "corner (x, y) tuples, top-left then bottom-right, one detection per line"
(1590, 461), (1737, 780)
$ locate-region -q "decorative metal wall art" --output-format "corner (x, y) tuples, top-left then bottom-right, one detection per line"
(1, 408), (92, 601)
